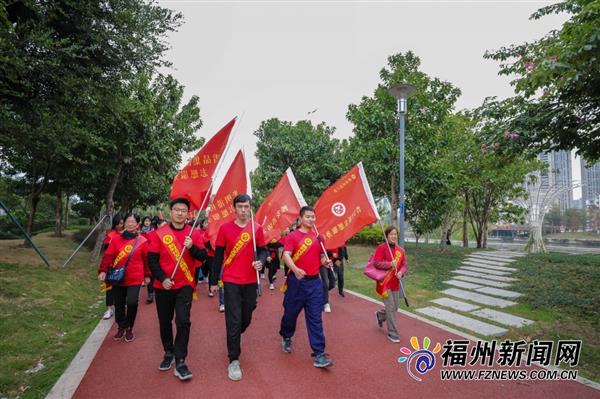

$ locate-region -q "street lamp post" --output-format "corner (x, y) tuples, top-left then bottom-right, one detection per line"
(389, 83), (416, 248)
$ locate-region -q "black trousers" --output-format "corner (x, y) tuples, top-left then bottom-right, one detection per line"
(223, 282), (257, 362)
(112, 285), (141, 329)
(319, 266), (336, 305)
(147, 278), (154, 295)
(335, 261), (344, 294)
(105, 288), (114, 307)
(266, 257), (279, 283)
(155, 286), (193, 360)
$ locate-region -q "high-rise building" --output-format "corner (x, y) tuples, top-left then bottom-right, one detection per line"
(581, 159), (600, 208)
(535, 150), (573, 211)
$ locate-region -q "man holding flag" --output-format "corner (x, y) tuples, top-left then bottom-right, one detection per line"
(279, 205), (334, 368)
(147, 198), (207, 381)
(210, 194), (268, 381)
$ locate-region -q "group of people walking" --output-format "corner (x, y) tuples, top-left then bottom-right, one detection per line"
(97, 194), (407, 382)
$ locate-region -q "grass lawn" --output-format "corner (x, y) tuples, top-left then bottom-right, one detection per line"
(344, 243), (600, 382)
(0, 231), (103, 399)
(546, 232), (600, 241)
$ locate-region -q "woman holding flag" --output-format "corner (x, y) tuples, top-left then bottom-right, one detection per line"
(98, 213), (150, 342)
(372, 226), (408, 343)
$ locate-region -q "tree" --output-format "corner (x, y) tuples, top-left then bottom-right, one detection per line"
(345, 52), (462, 237)
(465, 102), (542, 248)
(252, 119), (343, 206)
(88, 73), (202, 260)
(544, 206), (563, 234)
(0, 0), (184, 244)
(484, 0), (600, 161)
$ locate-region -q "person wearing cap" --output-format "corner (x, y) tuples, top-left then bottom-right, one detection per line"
(209, 194), (268, 381)
(147, 197), (207, 381)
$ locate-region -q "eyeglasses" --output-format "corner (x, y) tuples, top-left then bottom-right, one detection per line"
(172, 208), (188, 214)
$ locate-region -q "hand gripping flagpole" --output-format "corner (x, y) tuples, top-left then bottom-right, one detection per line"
(170, 115), (241, 280)
(312, 225), (332, 268)
(378, 219), (409, 307)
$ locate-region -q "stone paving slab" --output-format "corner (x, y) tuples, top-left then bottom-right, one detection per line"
(460, 266), (513, 276)
(453, 275), (512, 288)
(431, 297), (480, 312)
(462, 261), (517, 272)
(475, 286), (523, 299)
(441, 288), (517, 308)
(465, 257), (514, 266)
(452, 269), (518, 282)
(444, 279), (484, 290)
(471, 308), (534, 328)
(415, 306), (508, 336)
(470, 253), (518, 262)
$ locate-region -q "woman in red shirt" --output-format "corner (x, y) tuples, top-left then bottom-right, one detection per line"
(372, 226), (408, 343)
(99, 213), (150, 342)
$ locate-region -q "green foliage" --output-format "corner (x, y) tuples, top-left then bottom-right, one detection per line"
(347, 226), (384, 245)
(252, 119), (343, 205)
(484, 0), (600, 161)
(345, 51), (462, 235)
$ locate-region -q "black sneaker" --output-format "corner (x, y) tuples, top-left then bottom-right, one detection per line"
(146, 292), (154, 304)
(174, 359), (193, 381)
(158, 352), (174, 371)
(282, 337), (292, 353)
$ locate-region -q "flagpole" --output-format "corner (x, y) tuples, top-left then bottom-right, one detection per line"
(63, 214), (109, 267)
(243, 146), (262, 296)
(170, 115), (242, 280)
(312, 225), (332, 267)
(378, 219), (409, 307)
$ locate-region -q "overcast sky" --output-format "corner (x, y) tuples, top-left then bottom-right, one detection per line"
(157, 0), (582, 198)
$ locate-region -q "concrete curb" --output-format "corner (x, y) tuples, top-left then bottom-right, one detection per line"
(46, 318), (113, 399)
(344, 289), (600, 392)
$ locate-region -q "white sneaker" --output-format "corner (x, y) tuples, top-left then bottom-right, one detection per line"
(103, 307), (113, 319)
(228, 360), (242, 381)
(324, 303), (331, 313)
(219, 304), (225, 312)
(269, 283), (275, 290)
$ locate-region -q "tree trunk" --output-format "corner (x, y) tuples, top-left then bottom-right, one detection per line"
(483, 222), (488, 248)
(24, 194), (41, 247)
(53, 185), (63, 237)
(90, 162), (123, 262)
(439, 215), (450, 252)
(463, 192), (469, 248)
(63, 194), (70, 227)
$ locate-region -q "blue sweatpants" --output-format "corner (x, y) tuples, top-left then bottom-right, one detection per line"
(279, 274), (326, 355)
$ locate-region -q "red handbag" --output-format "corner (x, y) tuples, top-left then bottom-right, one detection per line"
(363, 256), (391, 282)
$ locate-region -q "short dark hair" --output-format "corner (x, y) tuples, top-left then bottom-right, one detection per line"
(170, 197), (190, 209)
(384, 226), (397, 238)
(111, 212), (125, 229)
(124, 213), (140, 224)
(233, 194), (252, 206)
(299, 206), (315, 217)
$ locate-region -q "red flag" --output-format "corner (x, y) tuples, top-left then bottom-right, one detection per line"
(255, 168), (307, 243)
(207, 150), (248, 247)
(170, 118), (235, 211)
(314, 162), (380, 250)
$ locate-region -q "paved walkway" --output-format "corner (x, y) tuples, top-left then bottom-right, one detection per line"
(416, 250), (534, 337)
(63, 270), (598, 399)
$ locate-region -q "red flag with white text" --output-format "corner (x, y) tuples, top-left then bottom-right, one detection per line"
(207, 150), (248, 247)
(170, 118), (235, 211)
(255, 168), (307, 243)
(314, 162), (380, 250)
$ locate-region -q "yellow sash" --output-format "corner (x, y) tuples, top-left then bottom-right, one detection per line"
(156, 227), (194, 285)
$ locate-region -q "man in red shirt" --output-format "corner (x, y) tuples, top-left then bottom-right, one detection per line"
(147, 198), (206, 381)
(210, 194), (267, 381)
(279, 206), (333, 368)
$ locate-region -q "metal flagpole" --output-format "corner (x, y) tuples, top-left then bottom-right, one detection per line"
(0, 199), (51, 268)
(312, 225), (332, 266)
(62, 214), (109, 267)
(250, 208), (262, 296)
(378, 220), (409, 307)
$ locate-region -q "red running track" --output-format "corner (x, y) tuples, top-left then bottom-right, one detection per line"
(73, 278), (598, 399)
